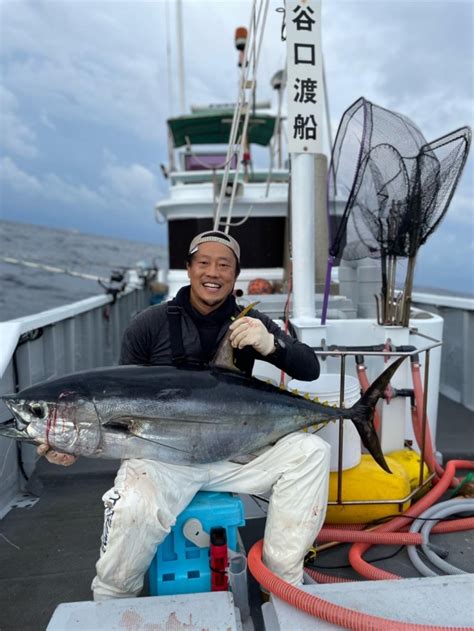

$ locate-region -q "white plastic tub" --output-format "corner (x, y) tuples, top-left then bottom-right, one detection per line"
(288, 374), (361, 471)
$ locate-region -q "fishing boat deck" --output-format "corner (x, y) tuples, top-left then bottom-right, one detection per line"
(0, 394), (472, 631)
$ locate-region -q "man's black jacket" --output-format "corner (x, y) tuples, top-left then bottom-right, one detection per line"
(120, 286), (320, 381)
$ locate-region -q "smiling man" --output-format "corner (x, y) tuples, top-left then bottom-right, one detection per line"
(38, 230), (330, 602)
(186, 232), (237, 314)
(117, 230), (322, 376)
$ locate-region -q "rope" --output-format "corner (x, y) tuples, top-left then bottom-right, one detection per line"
(213, 0), (271, 233)
(0, 256), (108, 283)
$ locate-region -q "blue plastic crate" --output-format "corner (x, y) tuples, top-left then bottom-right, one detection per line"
(148, 491), (245, 596)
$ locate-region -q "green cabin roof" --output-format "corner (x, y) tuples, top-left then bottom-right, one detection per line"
(167, 110), (276, 148)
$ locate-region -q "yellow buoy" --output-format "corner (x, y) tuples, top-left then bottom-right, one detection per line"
(325, 455), (411, 524)
(387, 448), (431, 497)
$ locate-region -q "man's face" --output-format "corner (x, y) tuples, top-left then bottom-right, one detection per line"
(187, 241), (238, 314)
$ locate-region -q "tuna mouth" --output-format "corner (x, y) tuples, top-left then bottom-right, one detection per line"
(2, 398), (26, 422)
(0, 418), (31, 441)
(1, 397), (31, 432)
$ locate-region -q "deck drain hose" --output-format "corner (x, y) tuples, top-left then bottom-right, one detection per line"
(408, 498), (474, 577)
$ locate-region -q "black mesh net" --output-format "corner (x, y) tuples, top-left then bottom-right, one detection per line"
(328, 97), (471, 325)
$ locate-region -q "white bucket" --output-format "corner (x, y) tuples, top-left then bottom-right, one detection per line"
(287, 374), (362, 471)
(252, 359), (285, 387)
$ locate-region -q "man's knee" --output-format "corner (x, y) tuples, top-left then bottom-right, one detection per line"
(291, 432), (331, 461)
(102, 474), (165, 538)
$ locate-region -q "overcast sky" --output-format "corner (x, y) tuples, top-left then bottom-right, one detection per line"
(0, 0), (472, 293)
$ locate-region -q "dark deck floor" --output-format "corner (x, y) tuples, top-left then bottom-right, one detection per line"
(0, 395), (472, 631)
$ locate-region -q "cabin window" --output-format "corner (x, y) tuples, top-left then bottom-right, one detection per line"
(168, 218), (286, 268)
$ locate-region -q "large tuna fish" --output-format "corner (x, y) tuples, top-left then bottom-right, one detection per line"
(0, 349), (404, 473)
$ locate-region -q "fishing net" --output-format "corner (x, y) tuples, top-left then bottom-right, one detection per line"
(327, 97), (471, 325)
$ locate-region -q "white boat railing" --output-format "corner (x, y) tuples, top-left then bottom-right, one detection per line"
(412, 293), (474, 412)
(0, 283), (152, 518)
(0, 282), (470, 519)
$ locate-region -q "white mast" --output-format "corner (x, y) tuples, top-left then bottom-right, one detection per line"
(286, 0), (324, 323)
(176, 0), (186, 113)
(165, 0), (174, 116)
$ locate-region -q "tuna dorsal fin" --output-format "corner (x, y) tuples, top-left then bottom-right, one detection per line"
(210, 302), (259, 373)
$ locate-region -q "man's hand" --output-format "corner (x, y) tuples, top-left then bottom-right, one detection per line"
(37, 443), (78, 467)
(229, 317), (275, 356)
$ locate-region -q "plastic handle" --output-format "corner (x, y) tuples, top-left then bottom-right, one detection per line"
(182, 518), (210, 548)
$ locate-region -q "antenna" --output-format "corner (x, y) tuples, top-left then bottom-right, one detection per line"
(176, 0), (186, 113)
(165, 0), (174, 117)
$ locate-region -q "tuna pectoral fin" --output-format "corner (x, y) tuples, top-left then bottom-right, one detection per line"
(103, 416), (194, 457)
(210, 302), (259, 372)
(349, 356), (406, 474)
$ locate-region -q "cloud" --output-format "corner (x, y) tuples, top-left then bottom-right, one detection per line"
(0, 85), (38, 157)
(1, 1), (168, 143)
(1, 153), (161, 214)
(415, 220), (474, 293)
(322, 1), (473, 141)
(444, 191), (474, 227)
(101, 159), (161, 207)
(1, 156), (105, 206)
(0, 0), (472, 282)
(40, 111), (56, 131)
(0, 156), (42, 194)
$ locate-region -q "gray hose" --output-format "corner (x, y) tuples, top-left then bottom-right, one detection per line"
(407, 498), (474, 577)
(303, 570), (317, 585)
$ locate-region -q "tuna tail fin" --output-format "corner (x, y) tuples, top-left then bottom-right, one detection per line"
(348, 356), (406, 474)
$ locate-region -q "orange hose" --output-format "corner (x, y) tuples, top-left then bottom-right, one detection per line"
(431, 517), (474, 533)
(305, 567), (356, 583)
(324, 523), (367, 530)
(357, 364), (382, 432)
(318, 528), (422, 545)
(248, 461), (474, 630)
(411, 362), (441, 474)
(308, 517), (474, 587)
(248, 538), (473, 630)
(411, 362), (460, 487)
(348, 460), (474, 580)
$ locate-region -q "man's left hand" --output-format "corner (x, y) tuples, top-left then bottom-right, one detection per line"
(229, 317), (275, 356)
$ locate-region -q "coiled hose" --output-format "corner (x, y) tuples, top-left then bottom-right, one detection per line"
(305, 515), (474, 585)
(407, 498), (474, 576)
(248, 460), (474, 630)
(248, 539), (472, 631)
(348, 460), (474, 580)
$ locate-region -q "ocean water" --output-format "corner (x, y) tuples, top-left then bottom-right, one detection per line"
(0, 220), (167, 321)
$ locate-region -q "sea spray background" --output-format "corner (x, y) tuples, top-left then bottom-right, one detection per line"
(0, 219), (166, 321)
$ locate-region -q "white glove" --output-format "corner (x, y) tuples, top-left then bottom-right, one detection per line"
(37, 443), (78, 467)
(229, 316), (275, 356)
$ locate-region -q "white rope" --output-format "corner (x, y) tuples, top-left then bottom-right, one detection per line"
(213, 0), (270, 233)
(184, 136), (235, 170)
(217, 205), (254, 228)
(0, 440), (13, 479)
(0, 532), (20, 551)
(213, 13), (255, 230)
(0, 256), (109, 283)
(222, 0), (270, 233)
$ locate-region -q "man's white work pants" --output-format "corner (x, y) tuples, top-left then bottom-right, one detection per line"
(91, 432), (330, 600)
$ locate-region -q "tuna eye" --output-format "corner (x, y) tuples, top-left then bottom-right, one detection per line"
(29, 403), (47, 419)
